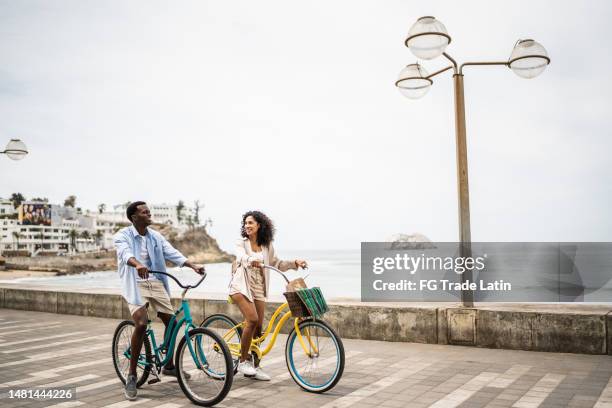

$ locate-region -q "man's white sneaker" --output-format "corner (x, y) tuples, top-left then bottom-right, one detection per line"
(237, 360), (257, 377)
(253, 366), (271, 381)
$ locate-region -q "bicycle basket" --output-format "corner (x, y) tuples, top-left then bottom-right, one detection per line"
(296, 287), (329, 318)
(284, 291), (311, 317)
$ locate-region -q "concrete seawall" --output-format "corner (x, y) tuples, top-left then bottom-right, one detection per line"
(1, 285), (610, 355)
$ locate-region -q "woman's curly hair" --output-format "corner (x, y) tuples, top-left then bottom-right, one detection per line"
(241, 210), (275, 247)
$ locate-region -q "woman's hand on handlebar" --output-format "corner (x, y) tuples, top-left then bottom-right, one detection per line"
(251, 260), (264, 270)
(294, 259), (308, 269)
(184, 261), (206, 275)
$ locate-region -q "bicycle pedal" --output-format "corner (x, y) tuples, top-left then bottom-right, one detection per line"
(148, 378), (161, 385)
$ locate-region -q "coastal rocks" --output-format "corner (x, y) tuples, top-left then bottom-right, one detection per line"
(153, 224), (234, 264)
(3, 225), (232, 275)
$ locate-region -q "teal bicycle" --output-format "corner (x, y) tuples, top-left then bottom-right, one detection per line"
(112, 271), (233, 406)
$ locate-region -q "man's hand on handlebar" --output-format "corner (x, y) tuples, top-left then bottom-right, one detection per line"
(137, 264), (149, 279)
(184, 261), (206, 275)
(127, 257), (149, 279)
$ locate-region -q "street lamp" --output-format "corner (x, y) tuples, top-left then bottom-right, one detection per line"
(1, 139), (29, 161)
(396, 16), (550, 306)
(396, 63), (432, 99)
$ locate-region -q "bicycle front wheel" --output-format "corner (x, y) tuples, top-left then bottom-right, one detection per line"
(111, 320), (152, 388)
(285, 319), (345, 393)
(176, 327), (233, 407)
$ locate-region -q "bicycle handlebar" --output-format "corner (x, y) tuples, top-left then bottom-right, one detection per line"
(262, 265), (289, 283)
(148, 270), (207, 289)
(261, 264), (311, 284)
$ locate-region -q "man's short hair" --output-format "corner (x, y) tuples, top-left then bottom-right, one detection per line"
(126, 201), (147, 222)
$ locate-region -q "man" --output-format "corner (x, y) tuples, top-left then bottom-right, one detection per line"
(114, 201), (204, 400)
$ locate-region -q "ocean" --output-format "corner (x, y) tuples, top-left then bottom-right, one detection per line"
(0, 249), (362, 301)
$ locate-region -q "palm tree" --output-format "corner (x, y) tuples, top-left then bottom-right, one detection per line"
(204, 217), (213, 229)
(186, 215), (194, 230)
(94, 230), (104, 248)
(38, 230), (45, 251)
(176, 200), (185, 224)
(69, 229), (78, 253)
(11, 231), (21, 250)
(98, 203), (106, 214)
(194, 200), (201, 225)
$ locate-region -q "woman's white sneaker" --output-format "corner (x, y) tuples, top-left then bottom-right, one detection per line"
(237, 360), (257, 376)
(254, 366), (271, 381)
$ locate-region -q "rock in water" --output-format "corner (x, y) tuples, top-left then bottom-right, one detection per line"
(386, 233), (436, 250)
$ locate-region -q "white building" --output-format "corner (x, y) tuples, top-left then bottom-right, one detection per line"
(0, 200), (98, 255)
(0, 199), (15, 217)
(0, 198), (203, 256)
(111, 202), (198, 227)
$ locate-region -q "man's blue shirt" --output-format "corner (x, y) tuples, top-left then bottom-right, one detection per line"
(114, 225), (187, 305)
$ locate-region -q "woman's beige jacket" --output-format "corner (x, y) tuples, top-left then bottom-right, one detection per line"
(229, 237), (297, 302)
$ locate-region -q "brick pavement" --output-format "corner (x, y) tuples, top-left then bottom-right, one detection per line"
(0, 309), (611, 408)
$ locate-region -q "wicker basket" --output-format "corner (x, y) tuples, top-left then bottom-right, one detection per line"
(284, 291), (310, 317)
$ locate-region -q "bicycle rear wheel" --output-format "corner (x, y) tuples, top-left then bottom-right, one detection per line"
(176, 327), (233, 406)
(285, 319), (345, 393)
(200, 314), (242, 374)
(111, 320), (152, 388)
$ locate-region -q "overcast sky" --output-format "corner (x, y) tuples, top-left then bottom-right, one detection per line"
(1, 0), (611, 251)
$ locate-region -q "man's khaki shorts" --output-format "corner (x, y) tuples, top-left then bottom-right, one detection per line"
(128, 280), (174, 316)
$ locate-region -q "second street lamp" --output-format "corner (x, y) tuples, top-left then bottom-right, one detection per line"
(396, 16), (550, 307)
(1, 139), (29, 161)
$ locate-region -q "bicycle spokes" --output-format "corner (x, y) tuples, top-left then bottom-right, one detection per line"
(177, 328), (233, 406)
(112, 320), (153, 388)
(286, 320), (344, 393)
(296, 322), (319, 357)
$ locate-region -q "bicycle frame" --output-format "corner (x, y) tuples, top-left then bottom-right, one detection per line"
(222, 302), (319, 361)
(125, 273), (209, 372)
(148, 299), (197, 369)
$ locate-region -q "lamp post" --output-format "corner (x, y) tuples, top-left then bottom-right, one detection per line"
(396, 16), (550, 307)
(0, 138), (28, 260)
(1, 139), (29, 161)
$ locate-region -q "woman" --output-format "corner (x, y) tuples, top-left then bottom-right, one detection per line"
(229, 210), (307, 380)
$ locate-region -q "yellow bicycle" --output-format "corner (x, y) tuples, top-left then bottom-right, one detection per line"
(200, 265), (345, 393)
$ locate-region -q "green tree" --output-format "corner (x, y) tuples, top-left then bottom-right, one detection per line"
(31, 197), (49, 203)
(176, 200), (185, 224)
(64, 195), (77, 207)
(98, 203), (106, 214)
(10, 193), (25, 209)
(80, 230), (91, 239)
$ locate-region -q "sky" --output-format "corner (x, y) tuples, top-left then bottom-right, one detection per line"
(1, 0), (611, 252)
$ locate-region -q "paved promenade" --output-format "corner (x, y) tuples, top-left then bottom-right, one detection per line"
(0, 309), (611, 408)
